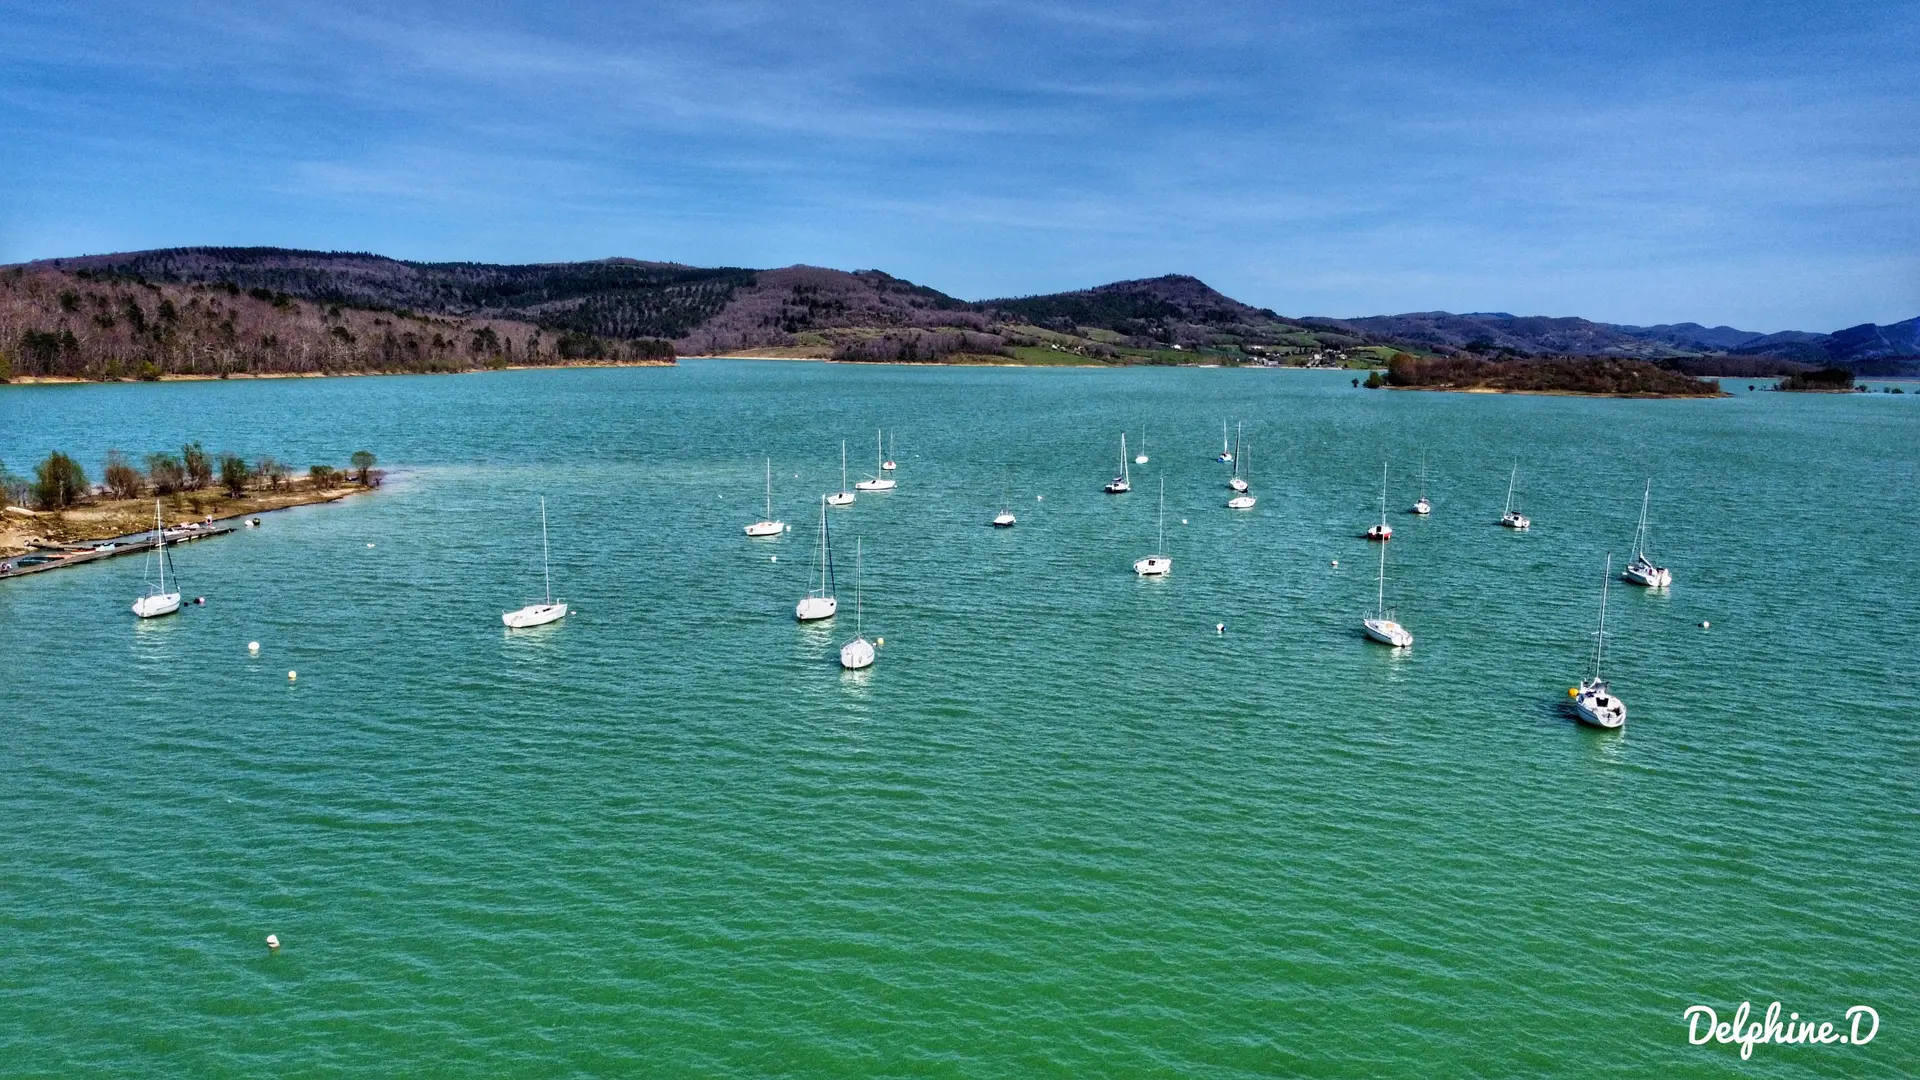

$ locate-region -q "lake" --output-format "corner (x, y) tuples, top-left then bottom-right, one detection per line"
(2, 361), (1916, 1077)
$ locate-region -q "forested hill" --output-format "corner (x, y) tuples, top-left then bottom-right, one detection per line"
(10, 247), (1917, 376)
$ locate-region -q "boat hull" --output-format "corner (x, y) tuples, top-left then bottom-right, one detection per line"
(132, 592), (182, 619)
(503, 602), (568, 628)
(795, 595), (838, 621)
(1366, 525), (1392, 541)
(1363, 618), (1412, 648)
(1572, 680), (1625, 728)
(854, 478), (896, 491)
(1622, 560), (1671, 588)
(839, 637), (875, 669)
(744, 520), (783, 537)
(1413, 499), (1432, 515)
(1133, 556), (1171, 576)
(992, 514), (1016, 527)
(1227, 495), (1255, 509)
(1104, 481), (1130, 494)
(826, 492), (855, 506)
(1501, 513), (1530, 530)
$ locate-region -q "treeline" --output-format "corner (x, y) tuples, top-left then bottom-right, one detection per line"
(0, 269), (674, 382)
(1777, 367), (1857, 391)
(0, 445), (380, 510)
(1381, 353), (1722, 396)
(832, 330), (1014, 363)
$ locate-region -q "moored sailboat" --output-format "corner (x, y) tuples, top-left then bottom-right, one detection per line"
(1361, 531), (1413, 648)
(1365, 462), (1393, 541)
(1227, 443), (1255, 508)
(1104, 434), (1132, 493)
(744, 457), (784, 537)
(1413, 451), (1432, 515)
(1571, 555), (1626, 728)
(838, 538), (876, 670)
(827, 441), (856, 505)
(1133, 478), (1172, 575)
(855, 428), (896, 491)
(1621, 480), (1671, 587)
(795, 495), (839, 621)
(1500, 461), (1531, 529)
(130, 500), (182, 618)
(503, 497), (569, 628)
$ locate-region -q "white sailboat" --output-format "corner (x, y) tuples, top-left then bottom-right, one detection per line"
(503, 497), (568, 628)
(744, 457), (784, 537)
(882, 431), (897, 471)
(993, 486), (1016, 527)
(1135, 427), (1149, 464)
(1365, 462), (1393, 541)
(1228, 423), (1248, 492)
(130, 500), (182, 618)
(1500, 462), (1531, 529)
(795, 495), (839, 621)
(1104, 433), (1132, 493)
(1362, 531), (1413, 648)
(1413, 451), (1432, 515)
(1621, 480), (1671, 587)
(826, 441), (856, 505)
(1216, 421), (1234, 463)
(1571, 555), (1627, 728)
(1227, 443), (1256, 508)
(838, 538), (876, 670)
(855, 428), (896, 491)
(1133, 478), (1172, 576)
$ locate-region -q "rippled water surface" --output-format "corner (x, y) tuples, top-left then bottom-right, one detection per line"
(3, 363), (1917, 1077)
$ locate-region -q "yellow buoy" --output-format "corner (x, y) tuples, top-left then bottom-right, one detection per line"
(876, 637), (884, 646)
(1568, 687), (1578, 697)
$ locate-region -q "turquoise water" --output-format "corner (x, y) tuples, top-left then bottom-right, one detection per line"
(3, 362), (1916, 1077)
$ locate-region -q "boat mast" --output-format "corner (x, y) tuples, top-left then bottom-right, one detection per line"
(875, 428), (883, 475)
(840, 441), (848, 493)
(1233, 423), (1242, 478)
(1376, 532), (1388, 619)
(1419, 452), (1427, 500)
(1121, 434), (1129, 485)
(764, 458), (773, 519)
(854, 538), (863, 637)
(1379, 461), (1388, 529)
(539, 497), (552, 604)
(153, 499), (166, 595)
(1595, 555), (1613, 681)
(1505, 463), (1518, 515)
(1636, 479), (1652, 560)
(1157, 477), (1166, 553)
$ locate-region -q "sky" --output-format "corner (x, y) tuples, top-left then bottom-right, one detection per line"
(1, 0), (1915, 331)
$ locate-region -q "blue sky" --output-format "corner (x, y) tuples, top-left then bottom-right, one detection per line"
(1, 1), (1914, 330)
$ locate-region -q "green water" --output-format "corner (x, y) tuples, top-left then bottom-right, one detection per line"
(3, 363), (1916, 1077)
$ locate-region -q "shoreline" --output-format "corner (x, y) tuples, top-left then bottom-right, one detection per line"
(2, 483), (373, 559)
(1, 359), (674, 386)
(1383, 384), (1729, 400)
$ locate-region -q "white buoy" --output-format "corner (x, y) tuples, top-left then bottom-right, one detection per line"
(770, 555), (777, 562)
(1181, 518), (1188, 525)
(1216, 623), (1225, 635)
(248, 641), (260, 654)
(287, 670), (297, 682)
(1331, 559), (1338, 567)
(1700, 620), (1710, 629)
(366, 542), (375, 548)
(1036, 495), (1043, 501)
(265, 934), (280, 950)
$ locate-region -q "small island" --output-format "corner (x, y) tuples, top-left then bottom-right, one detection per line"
(1, 445), (380, 569)
(1375, 352), (1724, 397)
(1776, 367), (1861, 392)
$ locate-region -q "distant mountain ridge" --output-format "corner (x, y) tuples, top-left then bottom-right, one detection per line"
(12, 247), (1916, 373)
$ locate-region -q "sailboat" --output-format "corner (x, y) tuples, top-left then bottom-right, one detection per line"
(1227, 443), (1256, 508)
(882, 432), (897, 472)
(1500, 462), (1531, 529)
(1365, 463), (1393, 540)
(1133, 478), (1172, 576)
(1621, 480), (1671, 587)
(1228, 424), (1248, 492)
(826, 441), (856, 505)
(503, 497), (568, 627)
(1216, 421), (1234, 463)
(1135, 427), (1148, 464)
(744, 458), (784, 537)
(838, 538), (876, 669)
(795, 495), (839, 621)
(1570, 555), (1627, 728)
(130, 500), (182, 618)
(1361, 531), (1413, 647)
(1104, 433), (1132, 493)
(993, 485), (1016, 527)
(1413, 452), (1432, 515)
(855, 428), (896, 491)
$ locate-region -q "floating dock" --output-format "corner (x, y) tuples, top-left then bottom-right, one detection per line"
(0, 524), (236, 580)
